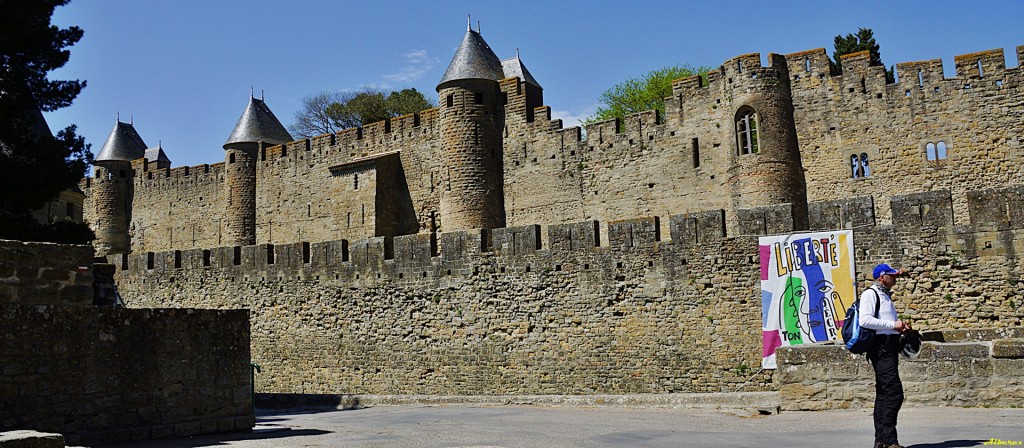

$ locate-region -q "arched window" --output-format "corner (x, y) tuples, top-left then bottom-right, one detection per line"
(860, 153), (871, 177)
(850, 155), (860, 178)
(735, 108), (759, 155)
(925, 141), (948, 167)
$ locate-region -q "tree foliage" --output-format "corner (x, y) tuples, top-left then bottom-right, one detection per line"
(290, 88), (434, 138)
(585, 64), (712, 125)
(0, 0), (94, 242)
(832, 28), (894, 82)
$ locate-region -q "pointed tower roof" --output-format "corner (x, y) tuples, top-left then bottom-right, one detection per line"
(144, 144), (171, 165)
(95, 120), (147, 163)
(437, 23), (505, 90)
(501, 50), (541, 89)
(224, 96), (293, 149)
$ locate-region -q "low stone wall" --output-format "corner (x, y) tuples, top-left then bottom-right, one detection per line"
(0, 305), (253, 445)
(776, 328), (1024, 410)
(0, 240), (93, 306)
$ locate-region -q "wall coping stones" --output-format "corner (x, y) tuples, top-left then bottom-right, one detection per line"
(777, 328), (1024, 410)
(992, 338), (1024, 359)
(0, 430), (64, 448)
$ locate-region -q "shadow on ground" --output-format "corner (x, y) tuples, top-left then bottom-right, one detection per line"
(102, 427), (331, 447)
(909, 440), (986, 448)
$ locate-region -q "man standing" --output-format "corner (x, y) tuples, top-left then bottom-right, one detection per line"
(860, 263), (911, 448)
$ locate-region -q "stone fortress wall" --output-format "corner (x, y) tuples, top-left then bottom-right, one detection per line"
(82, 44), (1024, 252)
(0, 240), (254, 444)
(112, 185), (1024, 395)
(83, 34), (1024, 396)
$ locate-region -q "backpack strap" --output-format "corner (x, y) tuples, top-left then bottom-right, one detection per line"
(869, 287), (881, 318)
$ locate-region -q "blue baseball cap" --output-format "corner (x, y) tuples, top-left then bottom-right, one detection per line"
(873, 263), (903, 279)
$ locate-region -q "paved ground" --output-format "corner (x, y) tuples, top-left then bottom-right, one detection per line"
(113, 405), (1024, 448)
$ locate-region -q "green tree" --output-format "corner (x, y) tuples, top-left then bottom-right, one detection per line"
(585, 64), (712, 125)
(290, 88), (435, 138)
(832, 28), (894, 82)
(332, 90), (388, 127)
(385, 88), (434, 118)
(289, 90), (345, 138)
(0, 0), (94, 242)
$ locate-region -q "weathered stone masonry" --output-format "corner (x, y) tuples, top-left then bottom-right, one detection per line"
(81, 28), (1024, 397)
(115, 186), (1024, 395)
(0, 304), (252, 445)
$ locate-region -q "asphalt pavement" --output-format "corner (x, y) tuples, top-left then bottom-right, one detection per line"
(108, 405), (1024, 448)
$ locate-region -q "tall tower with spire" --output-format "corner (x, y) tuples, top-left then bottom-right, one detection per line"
(222, 94), (292, 246)
(92, 120), (147, 255)
(435, 19), (507, 232)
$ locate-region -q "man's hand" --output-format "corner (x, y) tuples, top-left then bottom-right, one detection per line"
(894, 320), (907, 333)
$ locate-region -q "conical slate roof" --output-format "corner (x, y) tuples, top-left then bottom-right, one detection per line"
(501, 52), (541, 89)
(224, 96), (293, 149)
(437, 27), (505, 90)
(144, 145), (171, 164)
(95, 121), (147, 163)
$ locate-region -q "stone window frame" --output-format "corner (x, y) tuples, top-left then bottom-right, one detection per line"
(845, 146), (878, 180)
(923, 138), (951, 169)
(735, 107), (760, 155)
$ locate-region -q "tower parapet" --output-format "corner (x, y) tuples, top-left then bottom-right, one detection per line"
(722, 53), (808, 231)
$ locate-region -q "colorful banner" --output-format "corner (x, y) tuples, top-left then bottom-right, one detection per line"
(759, 230), (856, 369)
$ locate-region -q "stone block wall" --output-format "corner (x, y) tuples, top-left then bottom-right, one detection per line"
(786, 46), (1024, 226)
(111, 185), (1024, 398)
(81, 42), (1024, 262)
(0, 306), (252, 445)
(0, 240), (93, 306)
(120, 227), (775, 395)
(776, 329), (1024, 410)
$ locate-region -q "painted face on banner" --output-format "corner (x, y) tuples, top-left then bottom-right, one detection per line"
(800, 279), (834, 341)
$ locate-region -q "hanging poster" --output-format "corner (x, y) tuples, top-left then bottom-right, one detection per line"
(759, 230), (856, 369)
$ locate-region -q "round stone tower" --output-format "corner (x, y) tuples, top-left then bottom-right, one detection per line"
(92, 120), (147, 255)
(223, 95), (292, 246)
(435, 22), (506, 232)
(724, 53), (808, 229)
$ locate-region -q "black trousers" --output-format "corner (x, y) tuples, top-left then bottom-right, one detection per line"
(867, 334), (904, 445)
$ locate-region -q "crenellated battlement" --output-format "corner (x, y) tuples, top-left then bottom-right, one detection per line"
(82, 30), (1024, 400)
(784, 44), (1023, 92)
(261, 107), (442, 167)
(111, 158), (227, 191)
(83, 37), (1024, 265)
(116, 185), (1024, 288)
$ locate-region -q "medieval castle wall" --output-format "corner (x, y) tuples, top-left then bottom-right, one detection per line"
(84, 40), (1024, 395)
(83, 45), (1024, 254)
(787, 47), (1024, 224)
(107, 185), (1024, 395)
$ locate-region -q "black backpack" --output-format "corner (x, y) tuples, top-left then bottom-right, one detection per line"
(841, 288), (880, 354)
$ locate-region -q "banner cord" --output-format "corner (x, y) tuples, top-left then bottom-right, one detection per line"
(733, 368), (767, 393)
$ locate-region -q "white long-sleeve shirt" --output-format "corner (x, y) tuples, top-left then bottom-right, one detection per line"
(859, 284), (899, 335)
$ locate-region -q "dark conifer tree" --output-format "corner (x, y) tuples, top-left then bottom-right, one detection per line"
(832, 28), (895, 82)
(0, 0), (93, 242)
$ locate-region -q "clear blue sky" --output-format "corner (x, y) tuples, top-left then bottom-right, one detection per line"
(44, 0), (1024, 169)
